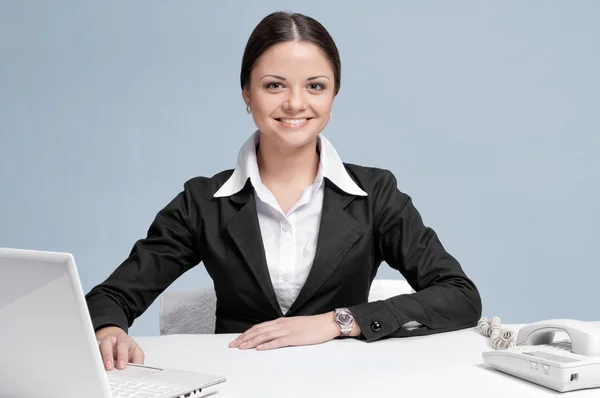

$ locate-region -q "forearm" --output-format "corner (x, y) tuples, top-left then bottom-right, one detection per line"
(349, 277), (482, 341)
(86, 285), (134, 333)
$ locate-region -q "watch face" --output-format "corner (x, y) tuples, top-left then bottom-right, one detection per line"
(336, 311), (352, 326)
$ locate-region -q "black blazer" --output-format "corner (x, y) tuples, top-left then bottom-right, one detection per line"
(85, 164), (482, 342)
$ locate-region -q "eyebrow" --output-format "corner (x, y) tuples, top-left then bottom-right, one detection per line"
(261, 74), (286, 81)
(260, 74), (331, 81)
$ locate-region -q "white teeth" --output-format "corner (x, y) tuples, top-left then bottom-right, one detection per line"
(280, 118), (307, 125)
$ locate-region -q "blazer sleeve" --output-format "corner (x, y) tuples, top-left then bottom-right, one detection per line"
(84, 180), (203, 334)
(348, 170), (482, 342)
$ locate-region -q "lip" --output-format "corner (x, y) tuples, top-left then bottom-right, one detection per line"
(274, 117), (313, 129)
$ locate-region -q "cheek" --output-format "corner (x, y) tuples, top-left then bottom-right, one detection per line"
(309, 96), (333, 115)
(250, 91), (278, 116)
(250, 97), (278, 131)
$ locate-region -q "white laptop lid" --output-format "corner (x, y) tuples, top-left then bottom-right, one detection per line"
(0, 248), (111, 398)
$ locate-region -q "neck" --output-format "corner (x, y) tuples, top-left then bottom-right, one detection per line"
(256, 135), (320, 188)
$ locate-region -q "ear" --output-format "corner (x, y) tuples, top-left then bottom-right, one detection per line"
(242, 86), (251, 106)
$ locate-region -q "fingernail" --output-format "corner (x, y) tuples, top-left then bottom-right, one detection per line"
(257, 344), (264, 349)
(105, 360), (113, 370)
(240, 342), (248, 348)
(117, 360), (125, 369)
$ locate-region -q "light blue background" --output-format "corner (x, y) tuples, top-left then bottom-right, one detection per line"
(1, 1), (599, 336)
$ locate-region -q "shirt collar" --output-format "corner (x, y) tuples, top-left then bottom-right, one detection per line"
(213, 131), (367, 198)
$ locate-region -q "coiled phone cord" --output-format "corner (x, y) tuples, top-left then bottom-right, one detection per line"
(478, 317), (517, 350)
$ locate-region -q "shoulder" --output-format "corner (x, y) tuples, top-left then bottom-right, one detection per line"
(342, 163), (403, 196)
(343, 164), (414, 225)
(181, 169), (235, 200)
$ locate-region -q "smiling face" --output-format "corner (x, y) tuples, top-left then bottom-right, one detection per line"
(242, 40), (336, 151)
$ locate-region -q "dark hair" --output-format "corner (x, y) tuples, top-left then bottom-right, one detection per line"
(240, 12), (341, 95)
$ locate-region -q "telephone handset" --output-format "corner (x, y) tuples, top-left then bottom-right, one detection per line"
(481, 317), (600, 393)
(516, 319), (600, 357)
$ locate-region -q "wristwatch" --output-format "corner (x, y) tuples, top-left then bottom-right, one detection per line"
(334, 308), (354, 336)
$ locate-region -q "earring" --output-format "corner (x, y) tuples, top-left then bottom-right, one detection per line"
(330, 112), (333, 117)
(246, 104), (252, 114)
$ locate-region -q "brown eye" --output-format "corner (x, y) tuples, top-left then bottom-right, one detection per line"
(265, 82), (284, 90)
(308, 83), (325, 91)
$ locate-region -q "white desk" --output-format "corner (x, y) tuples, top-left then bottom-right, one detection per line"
(135, 325), (599, 398)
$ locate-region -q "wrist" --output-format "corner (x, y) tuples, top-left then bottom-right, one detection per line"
(95, 326), (127, 340)
(349, 319), (361, 337)
(333, 308), (361, 338)
(328, 311), (341, 337)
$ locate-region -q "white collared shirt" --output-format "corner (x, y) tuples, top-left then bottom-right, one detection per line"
(214, 131), (367, 314)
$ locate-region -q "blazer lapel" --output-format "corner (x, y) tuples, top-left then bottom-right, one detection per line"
(288, 179), (366, 314)
(226, 181), (283, 317)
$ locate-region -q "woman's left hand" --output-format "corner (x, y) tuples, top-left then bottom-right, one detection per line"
(228, 312), (341, 351)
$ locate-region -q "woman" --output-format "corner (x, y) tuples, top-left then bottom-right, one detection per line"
(86, 11), (482, 371)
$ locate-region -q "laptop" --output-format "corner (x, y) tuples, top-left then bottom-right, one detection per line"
(0, 248), (226, 398)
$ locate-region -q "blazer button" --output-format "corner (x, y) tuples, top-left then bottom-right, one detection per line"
(370, 321), (381, 332)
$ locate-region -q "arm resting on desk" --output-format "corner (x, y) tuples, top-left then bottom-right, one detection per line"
(349, 170), (482, 342)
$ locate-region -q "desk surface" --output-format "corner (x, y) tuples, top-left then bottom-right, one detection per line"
(135, 324), (599, 398)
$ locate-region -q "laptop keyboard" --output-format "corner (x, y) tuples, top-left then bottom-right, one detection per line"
(109, 379), (197, 398)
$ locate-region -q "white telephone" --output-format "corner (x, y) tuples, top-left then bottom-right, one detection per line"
(481, 318), (600, 392)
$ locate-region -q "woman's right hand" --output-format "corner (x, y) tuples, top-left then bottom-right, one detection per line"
(95, 326), (145, 371)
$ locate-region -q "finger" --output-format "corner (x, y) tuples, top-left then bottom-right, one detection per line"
(229, 328), (255, 348)
(240, 329), (286, 349)
(257, 337), (292, 351)
(99, 336), (116, 371)
(234, 324), (278, 348)
(129, 344), (145, 365)
(230, 320), (277, 347)
(115, 336), (130, 370)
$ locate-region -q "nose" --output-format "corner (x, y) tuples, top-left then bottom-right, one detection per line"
(283, 87), (306, 113)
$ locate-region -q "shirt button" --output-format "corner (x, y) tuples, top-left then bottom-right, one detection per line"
(370, 321), (382, 332)
(281, 223), (291, 232)
(282, 274), (290, 282)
